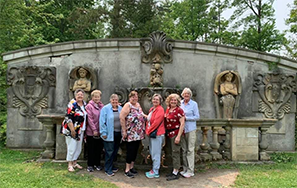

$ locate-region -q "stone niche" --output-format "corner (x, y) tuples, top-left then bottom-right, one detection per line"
(6, 66), (56, 148)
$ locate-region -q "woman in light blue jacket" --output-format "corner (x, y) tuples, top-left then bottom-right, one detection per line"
(100, 94), (122, 176)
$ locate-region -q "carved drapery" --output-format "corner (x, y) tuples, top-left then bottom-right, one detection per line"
(7, 66), (56, 118)
(253, 72), (297, 119)
(214, 70), (242, 118)
(141, 31), (173, 87)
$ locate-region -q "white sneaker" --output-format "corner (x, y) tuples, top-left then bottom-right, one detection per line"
(183, 172), (194, 178)
(180, 170), (187, 176)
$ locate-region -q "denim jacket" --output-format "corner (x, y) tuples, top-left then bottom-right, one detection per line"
(99, 103), (122, 141)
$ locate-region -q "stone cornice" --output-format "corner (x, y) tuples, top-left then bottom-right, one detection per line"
(2, 38), (297, 70)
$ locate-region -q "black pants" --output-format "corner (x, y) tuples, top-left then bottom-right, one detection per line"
(126, 140), (140, 164)
(87, 136), (103, 167)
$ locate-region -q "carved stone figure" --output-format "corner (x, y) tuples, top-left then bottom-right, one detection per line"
(141, 31), (173, 87)
(69, 67), (97, 101)
(7, 66), (56, 118)
(253, 71), (297, 119)
(214, 71), (242, 118)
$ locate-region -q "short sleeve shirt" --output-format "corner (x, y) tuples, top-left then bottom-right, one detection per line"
(165, 107), (185, 138)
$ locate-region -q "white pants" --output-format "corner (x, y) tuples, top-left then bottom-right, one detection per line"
(65, 131), (84, 161)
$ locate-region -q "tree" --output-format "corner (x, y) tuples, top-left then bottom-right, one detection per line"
(285, 0), (297, 59)
(230, 0), (286, 52)
(107, 0), (161, 38)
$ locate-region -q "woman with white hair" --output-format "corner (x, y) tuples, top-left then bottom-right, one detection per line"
(180, 88), (200, 178)
(61, 89), (87, 172)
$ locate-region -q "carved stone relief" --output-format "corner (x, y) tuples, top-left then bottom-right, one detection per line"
(115, 87), (185, 114)
(69, 67), (97, 101)
(253, 72), (297, 119)
(7, 66), (56, 118)
(141, 31), (173, 87)
(214, 70), (242, 118)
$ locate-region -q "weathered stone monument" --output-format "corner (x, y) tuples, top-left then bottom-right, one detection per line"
(3, 31), (296, 162)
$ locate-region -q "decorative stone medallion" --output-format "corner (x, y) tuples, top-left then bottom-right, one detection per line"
(7, 66), (56, 118)
(253, 72), (297, 119)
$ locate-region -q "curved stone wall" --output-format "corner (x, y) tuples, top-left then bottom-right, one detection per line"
(3, 38), (297, 152)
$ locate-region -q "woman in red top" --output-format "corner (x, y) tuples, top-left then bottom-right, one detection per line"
(145, 94), (165, 178)
(165, 93), (185, 181)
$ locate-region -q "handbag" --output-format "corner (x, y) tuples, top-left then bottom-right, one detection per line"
(149, 120), (163, 138)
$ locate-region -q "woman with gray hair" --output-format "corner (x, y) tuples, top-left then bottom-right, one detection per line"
(180, 87), (200, 178)
(61, 89), (87, 172)
(100, 94), (123, 176)
(145, 93), (165, 178)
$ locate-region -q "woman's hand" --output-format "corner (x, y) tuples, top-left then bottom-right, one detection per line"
(93, 131), (99, 136)
(122, 130), (127, 139)
(71, 130), (76, 138)
(174, 136), (180, 144)
(102, 135), (107, 139)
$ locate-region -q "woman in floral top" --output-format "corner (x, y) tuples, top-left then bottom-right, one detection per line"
(120, 91), (146, 178)
(165, 93), (185, 181)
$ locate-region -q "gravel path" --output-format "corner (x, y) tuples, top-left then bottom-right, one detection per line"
(80, 167), (239, 188)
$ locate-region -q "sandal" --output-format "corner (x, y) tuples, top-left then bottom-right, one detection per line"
(73, 163), (83, 169)
(68, 166), (75, 172)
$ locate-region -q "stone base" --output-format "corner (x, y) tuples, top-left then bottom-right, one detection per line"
(42, 149), (55, 159)
(200, 153), (212, 162)
(259, 152), (270, 161)
(210, 151), (222, 160)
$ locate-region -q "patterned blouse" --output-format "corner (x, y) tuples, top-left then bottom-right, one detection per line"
(61, 99), (87, 141)
(124, 102), (146, 142)
(165, 107), (185, 138)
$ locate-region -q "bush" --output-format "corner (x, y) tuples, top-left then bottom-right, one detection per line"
(270, 152), (294, 163)
(0, 114), (7, 146)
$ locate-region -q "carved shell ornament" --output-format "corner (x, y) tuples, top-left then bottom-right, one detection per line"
(141, 31), (173, 64)
(7, 66), (56, 118)
(253, 72), (297, 119)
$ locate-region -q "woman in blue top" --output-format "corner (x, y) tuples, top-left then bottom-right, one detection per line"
(100, 94), (122, 176)
(180, 88), (200, 178)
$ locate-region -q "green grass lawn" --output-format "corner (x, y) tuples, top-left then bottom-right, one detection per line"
(1, 143), (296, 188)
(209, 153), (297, 188)
(0, 144), (117, 188)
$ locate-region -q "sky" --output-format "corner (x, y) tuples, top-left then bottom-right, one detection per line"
(223, 0), (294, 32)
(274, 0), (293, 32)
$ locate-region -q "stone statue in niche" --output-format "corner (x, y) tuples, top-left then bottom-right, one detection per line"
(141, 31), (172, 87)
(69, 67), (97, 101)
(253, 71), (297, 119)
(7, 66), (56, 118)
(214, 70), (242, 118)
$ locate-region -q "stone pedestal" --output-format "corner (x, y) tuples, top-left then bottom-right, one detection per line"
(229, 119), (277, 161)
(37, 115), (56, 159)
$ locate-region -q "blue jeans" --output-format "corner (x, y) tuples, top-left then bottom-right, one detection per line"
(104, 132), (122, 173)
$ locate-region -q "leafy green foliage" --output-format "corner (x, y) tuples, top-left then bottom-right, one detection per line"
(230, 0), (286, 52)
(270, 152), (295, 163)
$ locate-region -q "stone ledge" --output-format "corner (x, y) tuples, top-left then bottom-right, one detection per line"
(2, 39), (297, 70)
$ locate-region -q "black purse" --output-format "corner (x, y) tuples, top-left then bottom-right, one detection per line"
(149, 120), (163, 138)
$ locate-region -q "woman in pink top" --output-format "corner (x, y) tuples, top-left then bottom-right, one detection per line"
(85, 90), (104, 172)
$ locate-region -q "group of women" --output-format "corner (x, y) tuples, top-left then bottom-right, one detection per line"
(61, 87), (200, 180)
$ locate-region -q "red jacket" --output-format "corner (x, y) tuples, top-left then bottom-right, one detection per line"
(145, 105), (165, 136)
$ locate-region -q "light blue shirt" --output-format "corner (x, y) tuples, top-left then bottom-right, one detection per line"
(99, 103), (122, 141)
(181, 99), (200, 133)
